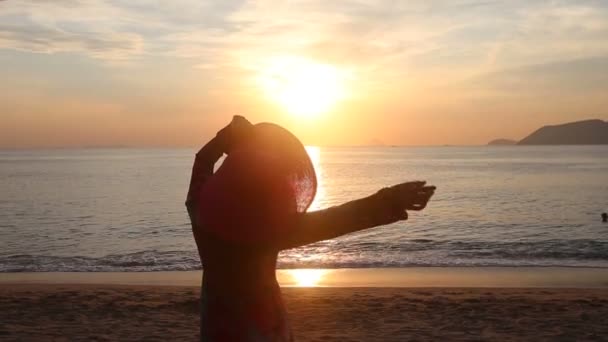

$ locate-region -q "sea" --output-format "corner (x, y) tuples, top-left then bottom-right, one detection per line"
(1, 146), (607, 272)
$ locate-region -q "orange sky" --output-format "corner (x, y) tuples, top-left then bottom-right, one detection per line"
(1, 1), (607, 148)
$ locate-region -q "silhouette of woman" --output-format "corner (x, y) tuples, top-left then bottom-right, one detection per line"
(186, 116), (436, 341)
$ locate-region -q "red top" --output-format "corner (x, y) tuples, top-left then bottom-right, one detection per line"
(187, 123), (317, 341)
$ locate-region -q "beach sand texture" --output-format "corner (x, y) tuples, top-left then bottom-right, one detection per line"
(1, 285), (608, 341)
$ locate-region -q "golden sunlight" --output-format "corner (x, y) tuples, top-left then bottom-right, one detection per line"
(305, 146), (325, 210)
(288, 269), (328, 287)
(258, 56), (348, 118)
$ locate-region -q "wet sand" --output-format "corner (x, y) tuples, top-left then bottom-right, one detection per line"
(1, 284), (608, 341)
(3, 267), (608, 287)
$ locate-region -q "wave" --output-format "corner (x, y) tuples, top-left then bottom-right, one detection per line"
(0, 251), (201, 272)
(2, 239), (607, 272)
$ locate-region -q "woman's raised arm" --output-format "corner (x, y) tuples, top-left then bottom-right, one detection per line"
(185, 116), (254, 232)
(185, 136), (224, 225)
(277, 181), (435, 250)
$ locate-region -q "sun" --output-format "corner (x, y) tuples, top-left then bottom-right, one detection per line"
(288, 269), (328, 287)
(258, 56), (348, 118)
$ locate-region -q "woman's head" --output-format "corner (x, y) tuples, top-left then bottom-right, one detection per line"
(198, 121), (317, 243)
(240, 122), (316, 213)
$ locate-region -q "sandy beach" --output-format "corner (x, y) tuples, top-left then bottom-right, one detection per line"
(1, 281), (608, 341)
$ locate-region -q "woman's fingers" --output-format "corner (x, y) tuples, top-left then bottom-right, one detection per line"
(392, 181), (426, 192)
(217, 116), (254, 154)
(393, 184), (435, 201)
(392, 182), (431, 193)
(403, 186), (435, 211)
(405, 198), (434, 211)
(377, 181), (435, 218)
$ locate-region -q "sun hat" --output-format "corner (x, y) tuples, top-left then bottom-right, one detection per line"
(197, 122), (317, 243)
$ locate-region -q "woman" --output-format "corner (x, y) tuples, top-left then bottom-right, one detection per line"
(186, 116), (436, 341)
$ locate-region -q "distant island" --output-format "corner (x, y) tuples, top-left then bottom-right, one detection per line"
(519, 119), (608, 145)
(488, 119), (608, 145)
(488, 139), (517, 146)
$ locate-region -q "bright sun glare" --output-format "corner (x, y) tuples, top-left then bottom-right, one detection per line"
(259, 56), (348, 118)
(289, 269), (328, 287)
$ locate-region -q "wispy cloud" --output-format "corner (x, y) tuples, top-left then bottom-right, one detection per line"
(0, 21), (143, 59)
(485, 2), (608, 68)
(2, 0), (607, 70)
(0, 1), (143, 59)
(1, 0), (608, 147)
(469, 56), (608, 96)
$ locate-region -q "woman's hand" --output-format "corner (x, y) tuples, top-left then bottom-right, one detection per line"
(374, 181), (436, 222)
(216, 115), (254, 154)
(187, 115), (252, 217)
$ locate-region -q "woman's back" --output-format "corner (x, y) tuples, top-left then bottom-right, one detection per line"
(199, 233), (292, 341)
(200, 232), (279, 294)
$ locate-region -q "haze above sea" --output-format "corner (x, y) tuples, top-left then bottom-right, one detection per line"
(1, 146), (607, 272)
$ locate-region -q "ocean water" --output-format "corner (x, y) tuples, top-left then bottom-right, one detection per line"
(1, 146), (607, 272)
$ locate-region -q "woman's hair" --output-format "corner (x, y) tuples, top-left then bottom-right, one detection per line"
(198, 122), (317, 243)
(247, 123), (317, 213)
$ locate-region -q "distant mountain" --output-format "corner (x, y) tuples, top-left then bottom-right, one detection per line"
(488, 139), (517, 146)
(518, 119), (608, 145)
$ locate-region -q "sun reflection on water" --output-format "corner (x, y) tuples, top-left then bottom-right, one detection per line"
(285, 148), (327, 287)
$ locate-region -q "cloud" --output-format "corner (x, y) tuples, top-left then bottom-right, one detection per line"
(469, 56), (608, 96)
(1, 0), (607, 82)
(0, 21), (142, 59)
(0, 0), (253, 62)
(0, 1), (143, 59)
(485, 2), (608, 69)
(1, 0), (608, 147)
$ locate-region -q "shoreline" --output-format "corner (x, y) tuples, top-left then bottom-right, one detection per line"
(2, 267), (608, 288)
